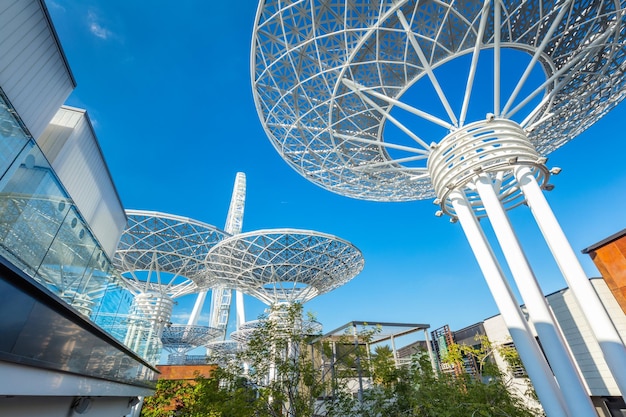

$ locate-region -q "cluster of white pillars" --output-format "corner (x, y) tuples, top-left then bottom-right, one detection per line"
(515, 165), (626, 396)
(124, 293), (174, 364)
(450, 168), (626, 417)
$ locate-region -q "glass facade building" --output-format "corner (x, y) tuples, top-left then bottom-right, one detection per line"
(0, 90), (133, 338)
(0, 4), (156, 415)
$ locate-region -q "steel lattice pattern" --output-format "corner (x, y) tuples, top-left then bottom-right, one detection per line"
(199, 229), (364, 305)
(231, 318), (322, 344)
(113, 210), (230, 297)
(161, 325), (223, 350)
(252, 0), (626, 201)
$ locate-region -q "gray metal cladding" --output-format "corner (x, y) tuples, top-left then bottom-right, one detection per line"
(0, 0), (75, 139)
(0, 266), (157, 392)
(37, 107), (126, 259)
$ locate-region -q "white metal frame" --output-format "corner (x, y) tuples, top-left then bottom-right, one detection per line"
(115, 210), (230, 296)
(161, 324), (223, 364)
(114, 210), (230, 362)
(199, 229), (364, 305)
(206, 172), (247, 331)
(251, 0), (626, 414)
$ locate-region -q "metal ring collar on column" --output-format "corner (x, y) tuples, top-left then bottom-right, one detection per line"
(132, 292), (175, 331)
(427, 118), (550, 218)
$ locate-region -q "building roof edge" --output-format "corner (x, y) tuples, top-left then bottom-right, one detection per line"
(581, 229), (626, 254)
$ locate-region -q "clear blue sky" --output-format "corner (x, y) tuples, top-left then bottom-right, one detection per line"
(46, 1), (626, 337)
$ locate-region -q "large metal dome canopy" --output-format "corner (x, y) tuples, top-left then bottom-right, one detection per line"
(199, 229), (364, 305)
(161, 324), (223, 350)
(161, 324), (223, 365)
(251, 0), (626, 414)
(114, 210), (231, 297)
(252, 0), (626, 203)
(161, 324), (223, 349)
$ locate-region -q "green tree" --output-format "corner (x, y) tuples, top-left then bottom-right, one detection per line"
(141, 378), (197, 417)
(334, 338), (541, 417)
(143, 313), (542, 417)
(206, 302), (328, 417)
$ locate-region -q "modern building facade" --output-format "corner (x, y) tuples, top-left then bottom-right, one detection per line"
(439, 278), (626, 416)
(0, 2), (157, 416)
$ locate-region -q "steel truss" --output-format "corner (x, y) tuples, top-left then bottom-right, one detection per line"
(161, 324), (223, 364)
(251, 0), (626, 415)
(114, 210), (230, 362)
(199, 229), (364, 305)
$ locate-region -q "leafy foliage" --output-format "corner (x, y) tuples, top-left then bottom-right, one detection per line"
(143, 309), (542, 417)
(141, 379), (197, 417)
(206, 303), (326, 417)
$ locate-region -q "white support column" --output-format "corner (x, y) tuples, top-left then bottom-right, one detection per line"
(142, 325), (154, 357)
(236, 290), (245, 330)
(353, 323), (364, 404)
(390, 335), (398, 367)
(187, 290), (207, 326)
(124, 320), (136, 347)
(474, 175), (597, 417)
(130, 398), (145, 417)
(209, 287), (224, 329)
(450, 190), (570, 417)
(516, 165), (626, 398)
(423, 329), (438, 374)
(131, 325), (142, 353)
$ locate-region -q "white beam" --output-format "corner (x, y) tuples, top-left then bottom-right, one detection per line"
(450, 189), (570, 417)
(474, 174), (596, 417)
(516, 165), (626, 398)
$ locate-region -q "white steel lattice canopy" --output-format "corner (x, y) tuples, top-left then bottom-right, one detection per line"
(231, 318), (323, 344)
(114, 210), (231, 298)
(251, 0), (626, 203)
(198, 229), (364, 305)
(161, 325), (223, 350)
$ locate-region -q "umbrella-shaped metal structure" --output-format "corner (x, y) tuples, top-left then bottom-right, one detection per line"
(161, 324), (224, 365)
(200, 228), (363, 346)
(114, 210), (230, 363)
(200, 229), (364, 306)
(202, 228), (363, 417)
(251, 0), (626, 415)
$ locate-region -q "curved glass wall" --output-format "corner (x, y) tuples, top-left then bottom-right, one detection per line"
(0, 91), (133, 347)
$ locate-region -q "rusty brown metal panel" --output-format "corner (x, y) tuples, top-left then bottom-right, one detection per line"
(591, 240), (626, 315)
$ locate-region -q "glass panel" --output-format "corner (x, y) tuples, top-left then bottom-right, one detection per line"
(0, 96), (31, 180)
(0, 143), (71, 277)
(92, 279), (134, 344)
(37, 205), (101, 315)
(0, 93), (140, 357)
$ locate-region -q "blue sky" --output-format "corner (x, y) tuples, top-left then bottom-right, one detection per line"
(46, 1), (626, 338)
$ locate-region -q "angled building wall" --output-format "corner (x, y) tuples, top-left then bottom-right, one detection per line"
(0, 0), (75, 139)
(547, 279), (626, 397)
(37, 106), (127, 258)
(482, 278), (626, 416)
(0, 2), (157, 416)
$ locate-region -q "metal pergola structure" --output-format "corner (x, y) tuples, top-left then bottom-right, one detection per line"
(308, 321), (435, 403)
(251, 1), (626, 416)
(113, 210), (230, 363)
(312, 321), (435, 366)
